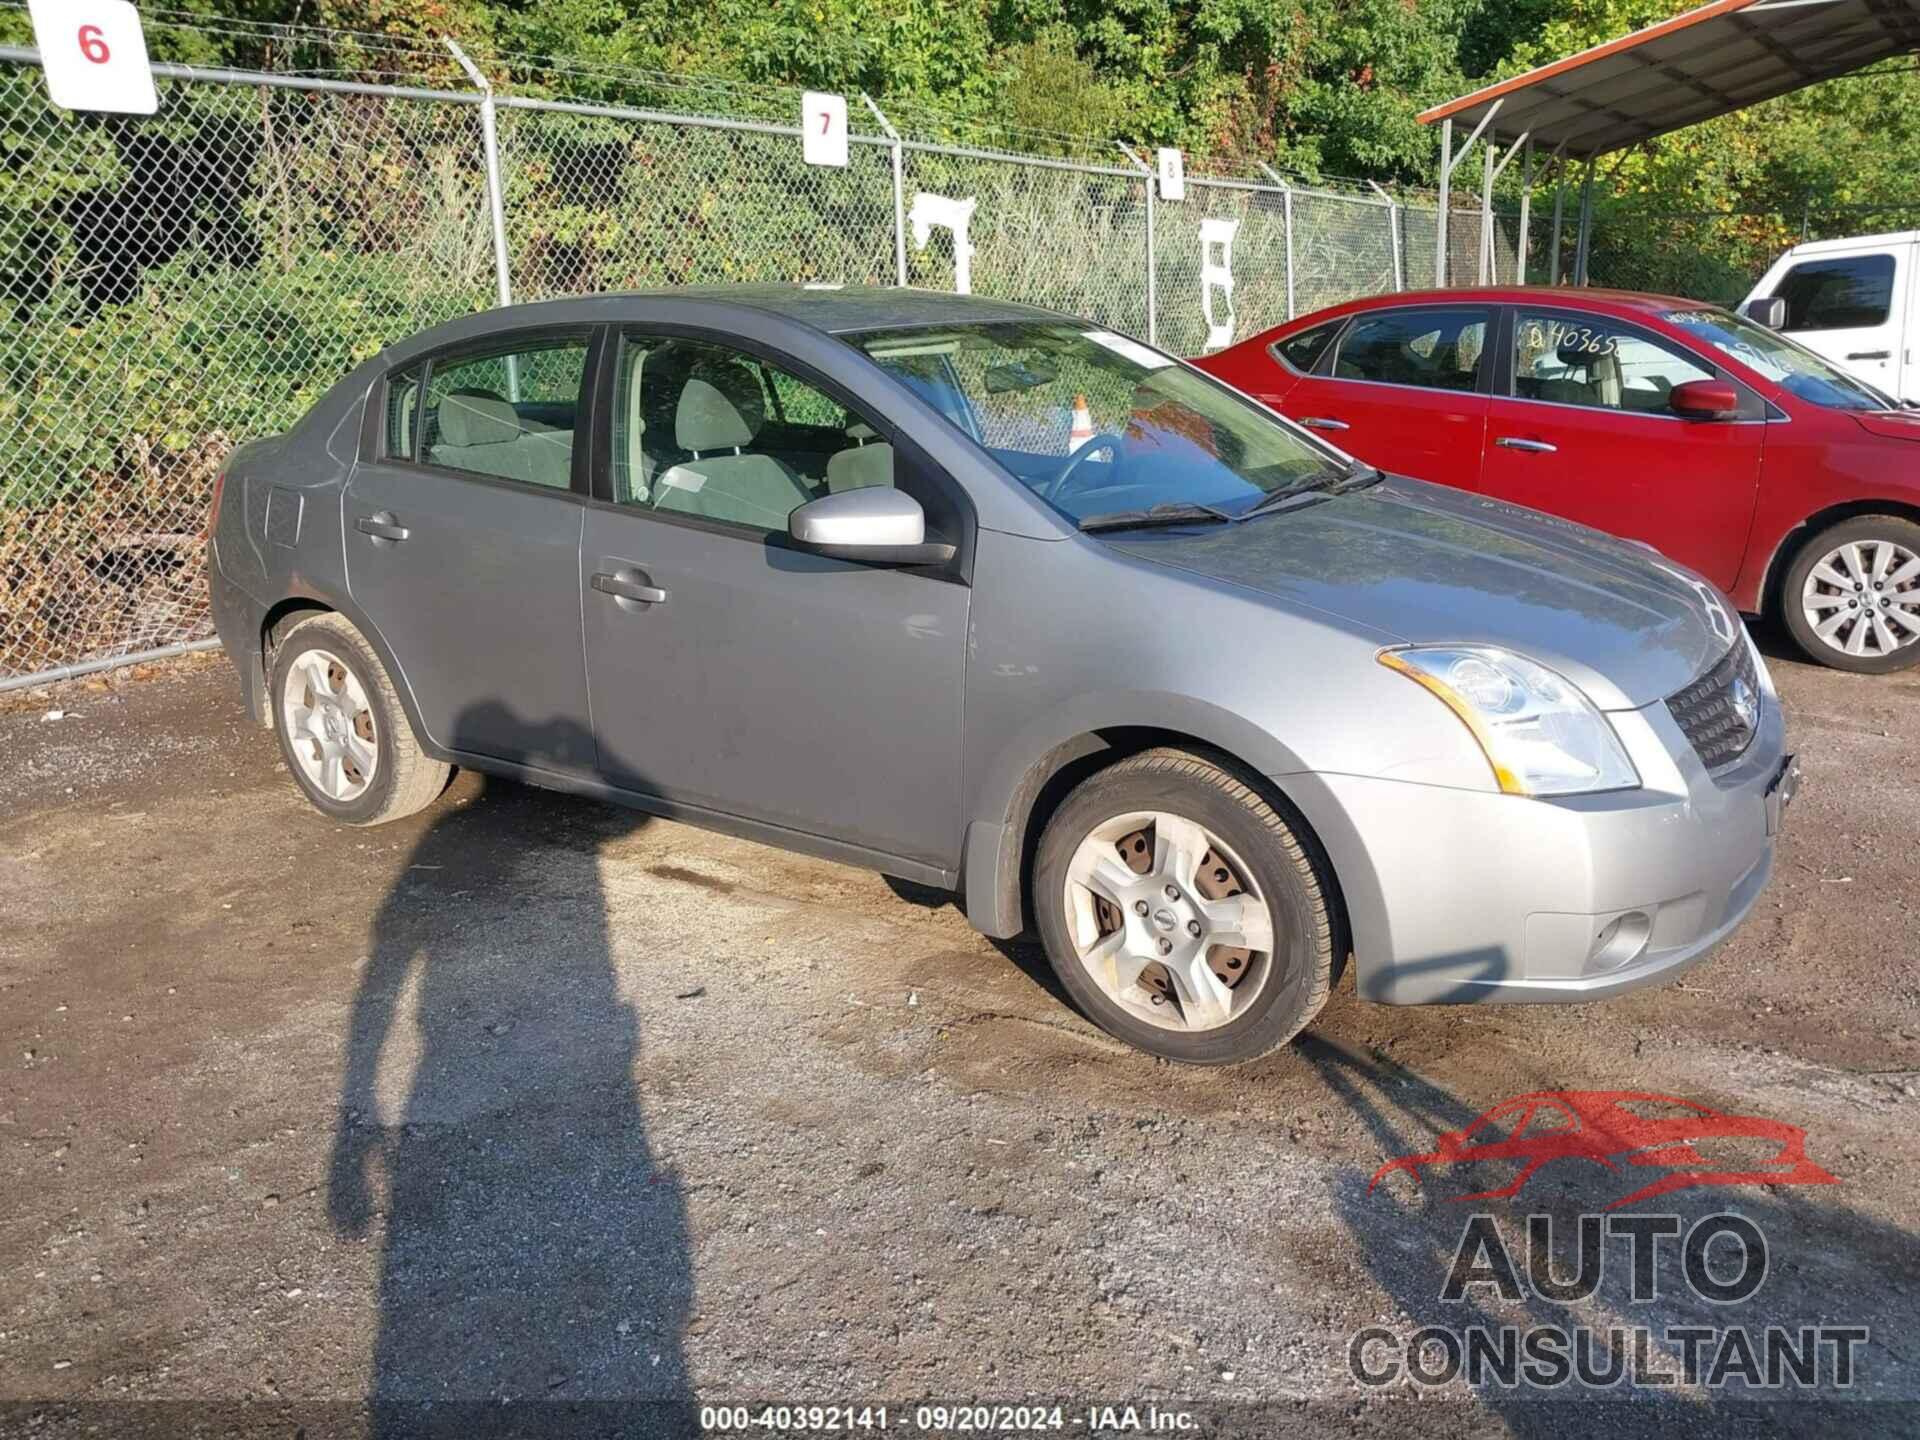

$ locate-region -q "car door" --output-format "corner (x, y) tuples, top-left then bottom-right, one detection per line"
(578, 331), (970, 870)
(1763, 246), (1912, 401)
(1273, 304), (1493, 491)
(345, 330), (597, 770)
(1479, 306), (1764, 590)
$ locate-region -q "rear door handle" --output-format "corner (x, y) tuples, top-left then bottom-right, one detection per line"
(1495, 437), (1557, 454)
(1847, 350), (1892, 361)
(591, 571), (670, 606)
(355, 512), (410, 542)
(1298, 416), (1350, 432)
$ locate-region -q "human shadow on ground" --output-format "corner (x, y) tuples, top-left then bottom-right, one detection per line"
(326, 704), (696, 1438)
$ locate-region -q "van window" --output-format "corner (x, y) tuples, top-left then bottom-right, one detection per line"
(1773, 254), (1895, 332)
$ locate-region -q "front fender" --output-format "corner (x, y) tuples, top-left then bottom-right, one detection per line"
(960, 689), (1317, 939)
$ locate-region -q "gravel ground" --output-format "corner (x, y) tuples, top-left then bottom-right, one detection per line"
(1, 631), (1917, 1438)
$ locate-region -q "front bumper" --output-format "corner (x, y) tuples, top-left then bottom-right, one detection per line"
(1290, 686), (1791, 1006)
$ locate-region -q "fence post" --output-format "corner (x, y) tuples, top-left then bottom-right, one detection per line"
(446, 39), (512, 309)
(1368, 181), (1403, 291)
(1117, 145), (1156, 345)
(862, 96), (908, 287)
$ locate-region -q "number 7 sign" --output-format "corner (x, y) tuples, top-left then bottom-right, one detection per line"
(801, 91), (848, 168)
(27, 0), (159, 115)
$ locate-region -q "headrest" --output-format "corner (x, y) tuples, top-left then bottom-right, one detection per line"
(846, 420), (878, 443)
(826, 440), (894, 493)
(675, 363), (764, 451)
(439, 389), (522, 447)
(1556, 338), (1613, 370)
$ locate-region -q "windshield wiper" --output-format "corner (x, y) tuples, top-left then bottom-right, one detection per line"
(1078, 501), (1237, 533)
(1237, 462), (1383, 521)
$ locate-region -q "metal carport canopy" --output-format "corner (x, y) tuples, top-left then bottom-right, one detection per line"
(1416, 0), (1920, 287)
(1419, 0), (1920, 159)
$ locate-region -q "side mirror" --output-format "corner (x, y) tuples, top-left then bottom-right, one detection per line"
(1739, 296), (1786, 330)
(1670, 379), (1741, 421)
(789, 486), (956, 566)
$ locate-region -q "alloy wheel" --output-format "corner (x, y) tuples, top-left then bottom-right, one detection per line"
(1800, 538), (1920, 660)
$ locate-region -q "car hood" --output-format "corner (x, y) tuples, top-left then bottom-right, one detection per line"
(1103, 477), (1738, 710)
(1851, 410), (1920, 444)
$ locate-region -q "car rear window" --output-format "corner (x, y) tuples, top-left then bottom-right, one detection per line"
(1333, 307), (1489, 393)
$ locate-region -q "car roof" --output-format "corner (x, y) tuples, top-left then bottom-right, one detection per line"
(1283, 285), (1716, 328)
(529, 284), (1064, 335)
(1783, 230), (1920, 256)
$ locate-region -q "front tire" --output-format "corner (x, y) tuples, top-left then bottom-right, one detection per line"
(269, 613), (450, 825)
(1780, 515), (1920, 673)
(1033, 748), (1338, 1065)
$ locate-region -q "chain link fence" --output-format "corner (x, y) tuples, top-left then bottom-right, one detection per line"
(0, 50), (1521, 686)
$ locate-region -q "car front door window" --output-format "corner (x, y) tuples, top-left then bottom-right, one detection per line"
(1512, 311), (1716, 415)
(609, 336), (895, 531)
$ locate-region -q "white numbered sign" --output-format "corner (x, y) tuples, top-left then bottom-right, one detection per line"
(1157, 147), (1186, 202)
(802, 91), (849, 168)
(27, 0), (158, 115)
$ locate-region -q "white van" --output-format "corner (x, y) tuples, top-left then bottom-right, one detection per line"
(1741, 232), (1916, 403)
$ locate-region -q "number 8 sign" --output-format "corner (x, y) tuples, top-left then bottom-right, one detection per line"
(27, 0), (159, 115)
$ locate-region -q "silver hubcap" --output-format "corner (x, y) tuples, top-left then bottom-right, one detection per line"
(1062, 811), (1277, 1033)
(281, 648), (379, 802)
(1802, 538), (1920, 659)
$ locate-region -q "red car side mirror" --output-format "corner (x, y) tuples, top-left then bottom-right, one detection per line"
(1670, 379), (1740, 421)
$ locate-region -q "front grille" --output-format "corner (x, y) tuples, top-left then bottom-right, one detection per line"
(1666, 640), (1761, 770)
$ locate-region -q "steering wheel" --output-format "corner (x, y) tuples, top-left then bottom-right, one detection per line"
(1040, 432), (1128, 502)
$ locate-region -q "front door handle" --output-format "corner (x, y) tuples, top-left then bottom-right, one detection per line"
(1495, 437), (1558, 454)
(1298, 416), (1350, 432)
(1847, 350), (1892, 361)
(355, 512), (410, 543)
(591, 571), (670, 606)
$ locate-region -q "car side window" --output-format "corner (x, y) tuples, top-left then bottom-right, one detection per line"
(1333, 308), (1488, 392)
(610, 335), (895, 536)
(1271, 320), (1343, 375)
(416, 339), (589, 489)
(1773, 254), (1895, 332)
(1513, 311), (1715, 415)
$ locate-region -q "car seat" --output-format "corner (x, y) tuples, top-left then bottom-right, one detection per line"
(652, 361), (815, 529)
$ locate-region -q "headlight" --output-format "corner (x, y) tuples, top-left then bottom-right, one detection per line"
(1379, 646), (1640, 797)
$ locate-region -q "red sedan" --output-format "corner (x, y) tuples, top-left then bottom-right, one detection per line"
(1194, 287), (1920, 672)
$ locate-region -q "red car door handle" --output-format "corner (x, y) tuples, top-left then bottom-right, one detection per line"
(1495, 437), (1557, 454)
(1298, 416), (1350, 432)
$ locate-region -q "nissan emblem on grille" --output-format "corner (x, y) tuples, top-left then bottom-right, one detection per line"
(1667, 641), (1762, 771)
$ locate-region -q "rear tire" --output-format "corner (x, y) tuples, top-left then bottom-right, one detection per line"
(269, 613), (450, 825)
(1779, 515), (1920, 673)
(1033, 747), (1338, 1065)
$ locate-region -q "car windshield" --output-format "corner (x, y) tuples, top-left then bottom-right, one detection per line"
(1664, 308), (1895, 412)
(839, 321), (1346, 522)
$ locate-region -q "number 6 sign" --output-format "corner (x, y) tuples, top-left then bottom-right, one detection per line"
(801, 91), (849, 168)
(27, 0), (158, 115)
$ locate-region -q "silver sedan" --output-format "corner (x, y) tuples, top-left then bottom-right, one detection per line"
(206, 286), (1795, 1064)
